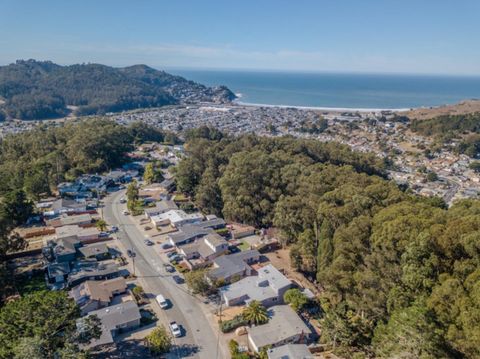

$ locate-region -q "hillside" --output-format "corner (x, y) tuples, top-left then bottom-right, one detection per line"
(404, 99), (480, 120)
(0, 60), (235, 120)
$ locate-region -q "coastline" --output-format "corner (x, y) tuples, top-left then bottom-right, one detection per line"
(234, 99), (411, 113)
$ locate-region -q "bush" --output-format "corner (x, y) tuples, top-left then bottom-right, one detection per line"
(219, 315), (248, 333)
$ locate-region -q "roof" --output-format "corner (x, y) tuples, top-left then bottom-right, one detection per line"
(78, 243), (109, 258)
(204, 232), (228, 248)
(47, 261), (71, 277)
(51, 198), (86, 211)
(144, 200), (178, 215)
(248, 305), (311, 350)
(68, 260), (119, 285)
(55, 225), (99, 240)
(168, 224), (213, 245)
(84, 300), (141, 346)
(52, 236), (80, 257)
(267, 344), (313, 359)
(220, 264), (292, 303)
(150, 209), (203, 226)
(209, 250), (260, 280)
(60, 214), (92, 226)
(70, 277), (127, 304)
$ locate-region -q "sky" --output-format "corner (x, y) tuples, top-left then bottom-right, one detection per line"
(1, 0), (480, 75)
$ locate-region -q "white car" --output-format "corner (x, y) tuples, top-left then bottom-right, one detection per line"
(122, 210), (129, 215)
(120, 197), (127, 203)
(169, 321), (182, 337)
(156, 294), (168, 309)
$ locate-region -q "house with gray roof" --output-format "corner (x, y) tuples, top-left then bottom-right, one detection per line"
(248, 305), (312, 353)
(208, 249), (261, 284)
(144, 199), (178, 218)
(267, 344), (313, 359)
(68, 260), (120, 287)
(168, 224), (213, 247)
(179, 233), (228, 269)
(80, 300), (141, 347)
(220, 264), (292, 307)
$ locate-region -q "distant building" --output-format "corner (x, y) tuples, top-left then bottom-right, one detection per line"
(144, 200), (178, 218)
(150, 209), (203, 228)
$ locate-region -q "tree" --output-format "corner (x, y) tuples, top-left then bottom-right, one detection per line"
(143, 163), (155, 184)
(426, 171), (438, 182)
(469, 161), (480, 173)
(0, 291), (100, 358)
(184, 269), (212, 295)
(0, 189), (33, 226)
(126, 180), (139, 211)
(145, 326), (172, 354)
(242, 300), (269, 325)
(284, 288), (309, 312)
(95, 219), (107, 232)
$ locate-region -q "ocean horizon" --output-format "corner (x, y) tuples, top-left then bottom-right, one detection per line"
(169, 68), (480, 110)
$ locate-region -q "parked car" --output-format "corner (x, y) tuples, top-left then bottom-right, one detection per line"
(144, 225), (152, 230)
(120, 197), (127, 203)
(161, 243), (173, 250)
(166, 251), (178, 259)
(172, 275), (184, 284)
(156, 294), (169, 309)
(127, 249), (136, 258)
(169, 255), (183, 264)
(144, 239), (154, 246)
(110, 226), (119, 233)
(164, 264), (175, 273)
(122, 210), (129, 215)
(99, 231), (109, 238)
(169, 321), (182, 337)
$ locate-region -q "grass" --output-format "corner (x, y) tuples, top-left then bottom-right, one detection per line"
(16, 271), (46, 296)
(237, 241), (250, 251)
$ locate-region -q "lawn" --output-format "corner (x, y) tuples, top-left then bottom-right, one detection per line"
(237, 241), (250, 251)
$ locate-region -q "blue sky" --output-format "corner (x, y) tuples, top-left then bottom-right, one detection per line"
(1, 0), (480, 75)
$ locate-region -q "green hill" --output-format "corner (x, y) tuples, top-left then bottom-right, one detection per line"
(0, 60), (235, 120)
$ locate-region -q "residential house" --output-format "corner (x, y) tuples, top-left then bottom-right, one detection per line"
(69, 277), (127, 315)
(267, 344), (313, 359)
(47, 214), (93, 228)
(179, 233), (228, 269)
(55, 225), (100, 242)
(167, 224), (213, 247)
(78, 243), (110, 260)
(144, 200), (178, 219)
(68, 260), (120, 287)
(208, 249), (261, 284)
(248, 305), (312, 353)
(50, 198), (87, 215)
(150, 209), (203, 228)
(46, 261), (71, 288)
(80, 300), (141, 347)
(220, 264), (292, 307)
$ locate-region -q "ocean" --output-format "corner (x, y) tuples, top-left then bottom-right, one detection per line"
(169, 69), (480, 110)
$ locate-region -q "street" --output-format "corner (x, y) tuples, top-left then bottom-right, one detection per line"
(103, 189), (227, 359)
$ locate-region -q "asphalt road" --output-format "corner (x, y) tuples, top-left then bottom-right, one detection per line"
(103, 189), (226, 359)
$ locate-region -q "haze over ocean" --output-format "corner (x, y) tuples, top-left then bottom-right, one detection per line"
(170, 69), (480, 110)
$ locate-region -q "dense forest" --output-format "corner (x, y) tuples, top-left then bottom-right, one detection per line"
(410, 113), (480, 158)
(175, 127), (480, 358)
(0, 60), (235, 120)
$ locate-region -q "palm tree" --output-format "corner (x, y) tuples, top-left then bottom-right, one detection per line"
(242, 300), (269, 325)
(95, 219), (107, 232)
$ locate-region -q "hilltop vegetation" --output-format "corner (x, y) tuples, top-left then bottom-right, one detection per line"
(0, 119), (178, 198)
(175, 127), (480, 358)
(410, 112), (480, 158)
(0, 60), (235, 120)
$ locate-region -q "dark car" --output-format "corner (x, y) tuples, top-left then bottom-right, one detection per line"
(144, 239), (154, 246)
(161, 243), (173, 250)
(172, 275), (184, 284)
(164, 264), (175, 273)
(166, 251), (178, 259)
(127, 249), (136, 258)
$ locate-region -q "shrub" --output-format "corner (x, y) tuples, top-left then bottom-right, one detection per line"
(219, 314), (248, 333)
